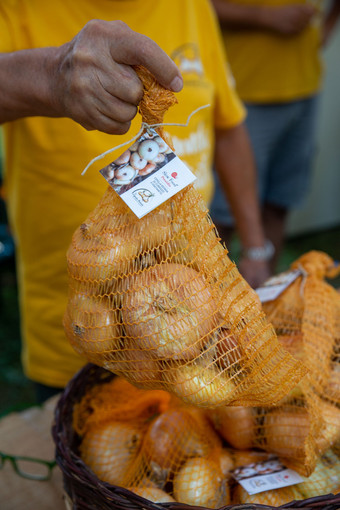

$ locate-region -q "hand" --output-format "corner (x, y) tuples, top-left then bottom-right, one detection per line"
(50, 20), (183, 134)
(262, 5), (316, 35)
(238, 257), (271, 289)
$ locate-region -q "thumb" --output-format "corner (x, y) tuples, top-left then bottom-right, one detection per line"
(121, 30), (183, 92)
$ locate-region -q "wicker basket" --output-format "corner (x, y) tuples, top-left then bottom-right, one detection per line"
(52, 363), (340, 510)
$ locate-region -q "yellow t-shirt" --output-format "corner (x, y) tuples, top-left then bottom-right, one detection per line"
(0, 0), (245, 387)
(221, 0), (323, 102)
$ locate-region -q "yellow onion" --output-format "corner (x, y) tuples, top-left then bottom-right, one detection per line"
(277, 333), (304, 361)
(142, 408), (215, 477)
(208, 406), (256, 450)
(122, 263), (218, 360)
(63, 293), (121, 365)
(316, 400), (340, 453)
(173, 457), (229, 508)
(324, 363), (340, 403)
(232, 450), (271, 468)
(264, 408), (310, 458)
(219, 449), (234, 477)
(297, 449), (340, 499)
(80, 422), (142, 486)
(103, 338), (162, 389)
(209, 326), (243, 370)
(128, 487), (175, 503)
(165, 364), (235, 407)
(233, 484), (302, 506)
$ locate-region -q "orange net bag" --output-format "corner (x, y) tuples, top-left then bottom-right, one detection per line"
(64, 66), (307, 408)
(73, 376), (340, 507)
(262, 251), (340, 451)
(74, 376), (232, 507)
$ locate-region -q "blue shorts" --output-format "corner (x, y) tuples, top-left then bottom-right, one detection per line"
(210, 96), (320, 226)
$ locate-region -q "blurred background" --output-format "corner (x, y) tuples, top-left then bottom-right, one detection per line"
(0, 28), (340, 419)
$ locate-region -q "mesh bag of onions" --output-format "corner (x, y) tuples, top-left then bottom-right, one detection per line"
(63, 66), (307, 409)
(223, 251), (340, 476)
(72, 375), (340, 508)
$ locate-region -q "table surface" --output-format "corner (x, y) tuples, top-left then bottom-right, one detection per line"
(0, 395), (66, 510)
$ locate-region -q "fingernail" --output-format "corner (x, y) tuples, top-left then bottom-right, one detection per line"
(170, 76), (183, 92)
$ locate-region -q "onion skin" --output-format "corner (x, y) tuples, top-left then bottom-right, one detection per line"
(122, 263), (218, 361)
(233, 484), (302, 505)
(165, 364), (236, 407)
(103, 339), (162, 388)
(80, 422), (142, 486)
(173, 457), (229, 508)
(63, 293), (121, 364)
(142, 408), (215, 475)
(128, 487), (175, 503)
(233, 450), (271, 468)
(219, 449), (234, 477)
(208, 406), (256, 450)
(264, 408), (310, 458)
(297, 449), (340, 499)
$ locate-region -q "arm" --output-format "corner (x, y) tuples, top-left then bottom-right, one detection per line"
(0, 19), (183, 134)
(322, 0), (340, 46)
(214, 124), (271, 288)
(211, 0), (315, 35)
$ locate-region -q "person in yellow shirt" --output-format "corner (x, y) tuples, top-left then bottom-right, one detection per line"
(0, 0), (270, 401)
(210, 0), (340, 271)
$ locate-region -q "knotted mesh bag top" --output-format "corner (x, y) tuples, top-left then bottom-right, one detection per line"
(63, 66), (307, 408)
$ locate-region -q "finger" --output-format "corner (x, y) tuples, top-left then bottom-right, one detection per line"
(95, 78), (140, 120)
(81, 111), (131, 135)
(113, 29), (183, 93)
(99, 62), (144, 106)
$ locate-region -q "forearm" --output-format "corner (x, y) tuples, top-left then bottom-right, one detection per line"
(210, 0), (271, 30)
(0, 47), (62, 123)
(322, 0), (340, 45)
(214, 124), (265, 250)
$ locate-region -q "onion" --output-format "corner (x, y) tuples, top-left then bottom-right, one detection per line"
(233, 484), (302, 505)
(103, 339), (162, 389)
(297, 449), (340, 498)
(122, 263), (218, 360)
(264, 408), (310, 458)
(165, 364), (235, 407)
(80, 422), (142, 486)
(219, 449), (234, 477)
(67, 198), (177, 286)
(142, 408), (215, 478)
(173, 457), (229, 508)
(316, 400), (340, 453)
(128, 487), (175, 503)
(208, 406), (256, 450)
(206, 326), (243, 371)
(233, 450), (271, 468)
(324, 363), (340, 403)
(63, 293), (121, 364)
(277, 333), (304, 361)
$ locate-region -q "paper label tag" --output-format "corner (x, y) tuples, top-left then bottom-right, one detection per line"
(256, 269), (301, 303)
(99, 128), (196, 218)
(231, 456), (304, 495)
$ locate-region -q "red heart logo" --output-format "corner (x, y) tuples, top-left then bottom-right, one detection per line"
(171, 172), (178, 178)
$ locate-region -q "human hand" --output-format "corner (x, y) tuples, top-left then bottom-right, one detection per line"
(238, 257), (271, 290)
(50, 20), (183, 134)
(262, 4), (316, 35)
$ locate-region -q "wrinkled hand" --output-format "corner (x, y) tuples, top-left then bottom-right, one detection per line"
(238, 257), (271, 290)
(51, 20), (183, 134)
(263, 4), (316, 35)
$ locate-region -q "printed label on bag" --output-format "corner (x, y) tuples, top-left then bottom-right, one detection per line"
(256, 269), (301, 303)
(231, 456), (304, 495)
(99, 128), (196, 218)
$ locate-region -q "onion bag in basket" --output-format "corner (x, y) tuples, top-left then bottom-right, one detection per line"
(73, 376), (232, 508)
(73, 376), (340, 508)
(64, 66), (307, 408)
(262, 252), (340, 452)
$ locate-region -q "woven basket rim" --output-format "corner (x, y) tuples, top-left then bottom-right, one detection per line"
(52, 363), (340, 510)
